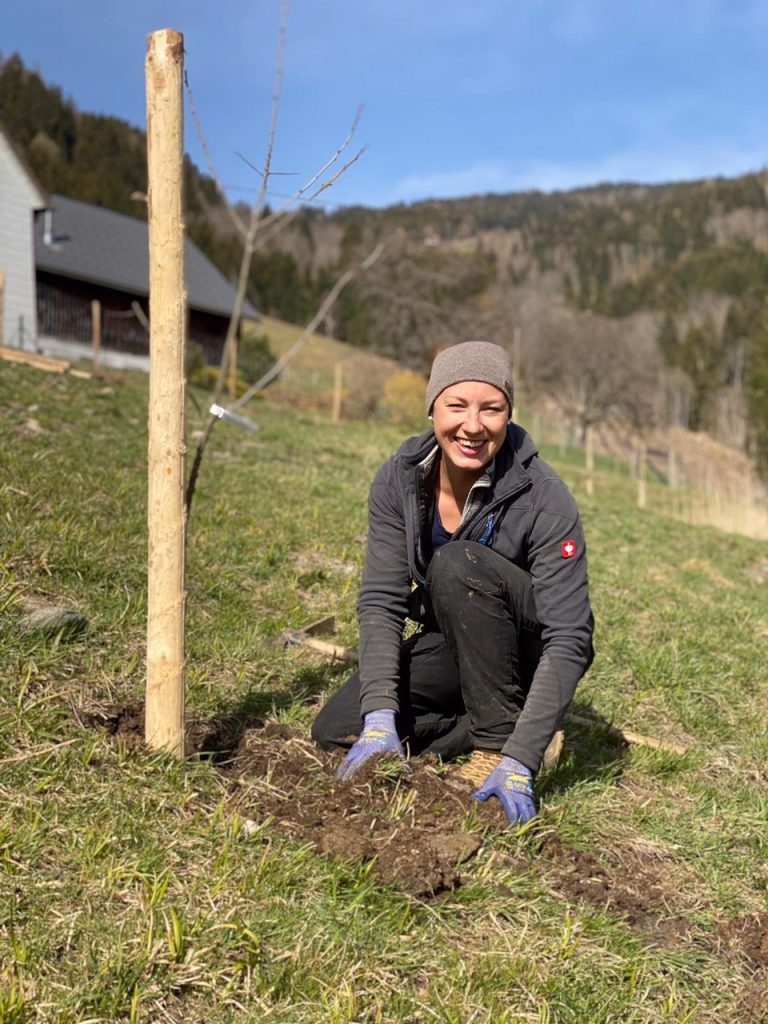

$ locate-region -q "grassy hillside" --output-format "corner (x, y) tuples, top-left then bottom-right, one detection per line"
(252, 315), (407, 421)
(1, 364), (767, 1023)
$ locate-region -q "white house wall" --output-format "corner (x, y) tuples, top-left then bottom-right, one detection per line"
(0, 132), (45, 347)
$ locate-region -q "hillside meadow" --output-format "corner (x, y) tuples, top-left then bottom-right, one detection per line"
(1, 362), (767, 1023)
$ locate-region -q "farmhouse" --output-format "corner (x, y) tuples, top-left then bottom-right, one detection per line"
(0, 125), (257, 369)
(0, 125), (46, 347)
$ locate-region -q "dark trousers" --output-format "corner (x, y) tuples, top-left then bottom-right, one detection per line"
(311, 541), (542, 759)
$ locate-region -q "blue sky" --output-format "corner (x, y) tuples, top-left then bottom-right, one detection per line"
(4, 0), (766, 210)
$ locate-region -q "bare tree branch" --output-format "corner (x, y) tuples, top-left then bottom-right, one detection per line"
(184, 71), (248, 238)
(186, 243), (383, 513)
(308, 146), (367, 200)
(229, 242), (384, 411)
(247, 205), (304, 250)
(234, 150), (298, 178)
(204, 0), (288, 405)
(296, 105), (363, 197)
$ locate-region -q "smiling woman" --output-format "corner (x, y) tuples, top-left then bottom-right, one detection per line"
(311, 340), (595, 826)
(432, 381), (510, 530)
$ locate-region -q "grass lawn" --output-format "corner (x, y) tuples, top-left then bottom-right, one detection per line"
(1, 362), (767, 1023)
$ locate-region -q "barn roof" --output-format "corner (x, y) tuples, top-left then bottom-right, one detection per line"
(35, 193), (258, 320)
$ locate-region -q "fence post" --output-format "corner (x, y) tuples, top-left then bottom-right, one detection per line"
(332, 361), (343, 423)
(585, 424), (595, 497)
(0, 268), (5, 345)
(512, 326), (522, 421)
(667, 448), (677, 488)
(91, 299), (102, 374)
(637, 445), (647, 509)
(145, 28), (187, 758)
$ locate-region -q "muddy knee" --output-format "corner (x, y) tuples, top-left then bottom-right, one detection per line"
(427, 541), (495, 603)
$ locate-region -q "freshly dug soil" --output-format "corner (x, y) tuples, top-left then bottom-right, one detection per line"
(83, 702), (501, 897)
(540, 838), (693, 941)
(716, 912), (768, 971)
(223, 723), (500, 897)
(81, 699), (768, 989)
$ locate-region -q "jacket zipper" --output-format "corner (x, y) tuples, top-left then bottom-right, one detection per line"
(454, 478), (532, 544)
(477, 513), (495, 545)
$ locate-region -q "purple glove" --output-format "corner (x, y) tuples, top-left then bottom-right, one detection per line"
(336, 709), (404, 781)
(473, 755), (537, 824)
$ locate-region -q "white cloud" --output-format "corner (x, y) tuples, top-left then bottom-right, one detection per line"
(389, 143), (767, 205)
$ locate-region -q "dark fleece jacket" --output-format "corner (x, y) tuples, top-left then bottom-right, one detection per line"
(357, 423), (594, 772)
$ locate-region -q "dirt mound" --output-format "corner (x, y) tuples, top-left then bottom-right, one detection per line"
(716, 913), (768, 972)
(84, 704), (503, 897)
(731, 979), (768, 1024)
(540, 839), (692, 941)
(79, 701), (264, 759)
(224, 723), (503, 897)
(80, 702), (768, 980)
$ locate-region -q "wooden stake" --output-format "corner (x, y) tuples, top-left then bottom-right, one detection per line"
(145, 28), (187, 758)
(667, 448), (678, 488)
(511, 326), (522, 421)
(0, 345), (69, 374)
(585, 424), (595, 497)
(0, 268), (6, 345)
(90, 299), (102, 374)
(637, 445), (647, 509)
(332, 361), (343, 423)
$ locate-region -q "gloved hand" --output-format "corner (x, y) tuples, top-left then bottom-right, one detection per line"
(335, 709), (405, 781)
(473, 755), (537, 824)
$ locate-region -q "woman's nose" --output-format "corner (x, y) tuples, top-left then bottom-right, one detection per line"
(464, 408), (482, 432)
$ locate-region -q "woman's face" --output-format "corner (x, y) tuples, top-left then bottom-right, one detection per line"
(431, 380), (509, 476)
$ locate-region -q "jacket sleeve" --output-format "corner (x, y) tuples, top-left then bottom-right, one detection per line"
(356, 461), (412, 716)
(502, 476), (594, 772)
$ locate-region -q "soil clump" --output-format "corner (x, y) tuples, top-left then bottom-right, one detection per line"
(223, 723), (500, 897)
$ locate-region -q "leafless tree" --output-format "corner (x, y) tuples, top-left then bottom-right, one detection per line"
(184, 1), (371, 517)
(527, 310), (662, 442)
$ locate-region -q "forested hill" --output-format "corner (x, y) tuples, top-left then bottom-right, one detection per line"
(0, 54), (224, 256)
(2, 53), (767, 469)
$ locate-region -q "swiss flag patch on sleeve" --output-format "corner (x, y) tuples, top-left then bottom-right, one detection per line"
(561, 539), (577, 559)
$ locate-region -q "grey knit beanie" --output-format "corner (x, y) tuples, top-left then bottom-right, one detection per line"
(426, 340), (514, 416)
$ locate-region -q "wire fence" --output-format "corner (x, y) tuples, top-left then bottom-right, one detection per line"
(259, 364), (768, 540)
